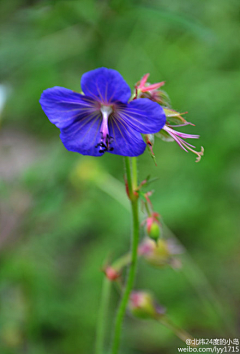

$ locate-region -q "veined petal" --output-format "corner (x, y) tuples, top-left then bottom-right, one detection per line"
(81, 68), (131, 104)
(116, 98), (166, 134)
(59, 112), (103, 156)
(108, 117), (146, 157)
(40, 87), (98, 129)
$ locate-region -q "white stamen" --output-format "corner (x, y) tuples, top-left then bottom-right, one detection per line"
(100, 105), (113, 138)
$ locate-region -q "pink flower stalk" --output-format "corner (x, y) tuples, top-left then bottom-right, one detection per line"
(144, 191), (153, 207)
(162, 124), (204, 162)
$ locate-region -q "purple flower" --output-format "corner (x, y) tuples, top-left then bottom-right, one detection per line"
(40, 68), (166, 157)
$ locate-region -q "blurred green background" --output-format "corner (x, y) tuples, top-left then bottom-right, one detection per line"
(0, 0), (240, 353)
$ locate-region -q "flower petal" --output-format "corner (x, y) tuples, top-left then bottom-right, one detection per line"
(40, 87), (98, 129)
(59, 112), (103, 156)
(116, 98), (166, 134)
(108, 117), (146, 157)
(81, 68), (131, 104)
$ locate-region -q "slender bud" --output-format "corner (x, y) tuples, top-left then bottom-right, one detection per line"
(144, 134), (157, 164)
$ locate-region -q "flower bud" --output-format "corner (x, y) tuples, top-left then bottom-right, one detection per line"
(140, 89), (171, 107)
(129, 291), (166, 320)
(129, 291), (194, 345)
(147, 221), (161, 241)
(146, 214), (161, 242)
(138, 238), (183, 269)
(104, 266), (120, 281)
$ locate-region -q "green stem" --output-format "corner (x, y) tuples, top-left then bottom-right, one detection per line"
(158, 316), (194, 344)
(131, 157), (138, 190)
(95, 277), (111, 354)
(111, 157), (140, 354)
(124, 156), (134, 200)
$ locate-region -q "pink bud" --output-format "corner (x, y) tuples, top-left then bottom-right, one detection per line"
(139, 238), (183, 269)
(129, 291), (166, 319)
(104, 266), (120, 281)
(145, 213), (161, 241)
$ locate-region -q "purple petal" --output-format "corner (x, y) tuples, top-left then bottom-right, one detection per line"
(108, 117), (146, 157)
(40, 87), (98, 129)
(81, 68), (131, 104)
(115, 98), (166, 134)
(59, 112), (103, 156)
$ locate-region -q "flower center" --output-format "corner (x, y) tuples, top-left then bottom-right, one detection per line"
(95, 105), (114, 153)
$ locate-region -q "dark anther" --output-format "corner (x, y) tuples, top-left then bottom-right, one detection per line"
(106, 134), (114, 143)
(96, 134), (114, 153)
(95, 142), (106, 148)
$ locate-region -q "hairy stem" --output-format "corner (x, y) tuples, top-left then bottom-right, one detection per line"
(131, 157), (138, 190)
(111, 157), (139, 354)
(124, 156), (134, 200)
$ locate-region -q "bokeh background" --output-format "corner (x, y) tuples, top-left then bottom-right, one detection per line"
(0, 0), (240, 353)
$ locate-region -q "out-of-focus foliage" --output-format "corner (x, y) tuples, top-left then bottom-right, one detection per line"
(0, 0), (240, 353)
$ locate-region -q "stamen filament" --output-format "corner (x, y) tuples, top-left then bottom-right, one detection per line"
(163, 125), (204, 162)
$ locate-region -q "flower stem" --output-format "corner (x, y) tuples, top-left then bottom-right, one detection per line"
(124, 156), (134, 200)
(95, 277), (111, 354)
(157, 316), (195, 345)
(131, 157), (138, 190)
(111, 157), (139, 354)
